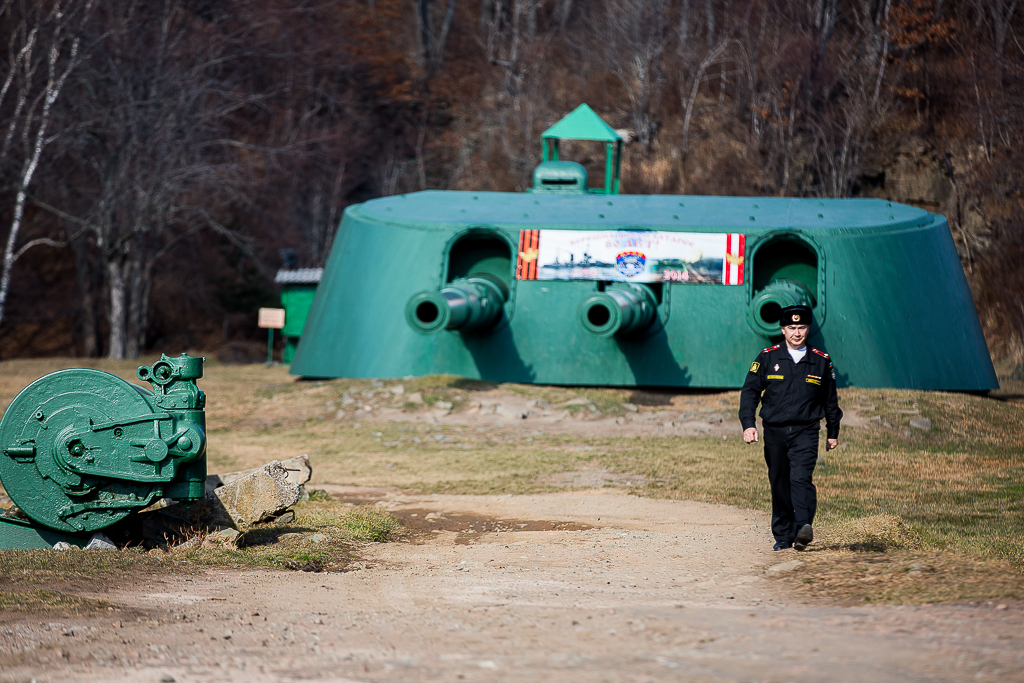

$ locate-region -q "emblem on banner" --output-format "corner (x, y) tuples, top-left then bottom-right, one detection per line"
(615, 251), (646, 277)
(518, 247), (539, 262)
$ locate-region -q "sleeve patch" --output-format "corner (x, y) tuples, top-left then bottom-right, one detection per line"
(749, 362), (760, 373)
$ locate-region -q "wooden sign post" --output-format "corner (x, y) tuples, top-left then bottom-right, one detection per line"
(258, 308), (286, 364)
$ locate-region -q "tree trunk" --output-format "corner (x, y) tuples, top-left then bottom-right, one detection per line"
(107, 257), (127, 360)
(70, 233), (99, 356)
(125, 243), (150, 359)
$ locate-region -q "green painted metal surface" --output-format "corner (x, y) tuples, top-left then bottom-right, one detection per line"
(291, 192), (997, 391)
(542, 104), (622, 142)
(0, 354), (207, 547)
(0, 516), (89, 549)
(531, 161), (588, 194)
(281, 284), (318, 363)
(540, 104), (622, 195)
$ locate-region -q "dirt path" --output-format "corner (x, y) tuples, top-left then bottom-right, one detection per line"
(3, 487), (1023, 683)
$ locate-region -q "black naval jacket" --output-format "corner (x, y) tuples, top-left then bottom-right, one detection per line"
(739, 344), (842, 439)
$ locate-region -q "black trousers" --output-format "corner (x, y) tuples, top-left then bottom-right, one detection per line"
(762, 423), (820, 543)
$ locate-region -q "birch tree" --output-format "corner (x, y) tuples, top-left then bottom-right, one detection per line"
(0, 0), (93, 340)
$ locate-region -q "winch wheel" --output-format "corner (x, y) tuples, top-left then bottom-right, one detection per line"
(0, 369), (157, 533)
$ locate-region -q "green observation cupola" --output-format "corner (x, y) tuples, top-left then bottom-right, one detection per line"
(532, 104), (622, 195)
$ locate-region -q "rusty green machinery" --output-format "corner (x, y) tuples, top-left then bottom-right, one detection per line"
(290, 106), (997, 391)
(0, 354), (207, 549)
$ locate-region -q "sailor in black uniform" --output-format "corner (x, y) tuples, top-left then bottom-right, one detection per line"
(739, 304), (842, 551)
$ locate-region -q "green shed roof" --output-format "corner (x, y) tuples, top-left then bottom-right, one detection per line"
(541, 104), (622, 142)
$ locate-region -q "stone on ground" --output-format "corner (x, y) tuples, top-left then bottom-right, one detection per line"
(209, 461), (301, 528)
(206, 454), (313, 492)
(85, 532), (117, 550)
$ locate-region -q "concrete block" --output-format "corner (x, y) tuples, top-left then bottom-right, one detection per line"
(210, 461), (301, 528)
(210, 454), (313, 490)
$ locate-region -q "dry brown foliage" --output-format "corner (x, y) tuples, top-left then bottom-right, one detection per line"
(0, 1), (1019, 364)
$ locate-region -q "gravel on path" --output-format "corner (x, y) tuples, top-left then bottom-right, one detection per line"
(2, 488), (1022, 683)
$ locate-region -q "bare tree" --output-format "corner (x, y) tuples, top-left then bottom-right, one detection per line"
(597, 0), (668, 147)
(54, 1), (260, 359)
(415, 0), (458, 74)
(681, 38), (728, 153)
(485, 0), (549, 190)
(0, 0), (93, 342)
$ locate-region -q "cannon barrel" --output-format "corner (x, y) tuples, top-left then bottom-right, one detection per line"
(406, 276), (508, 334)
(749, 279), (813, 337)
(577, 284), (657, 337)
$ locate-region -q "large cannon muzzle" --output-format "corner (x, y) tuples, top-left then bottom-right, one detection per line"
(406, 276), (508, 334)
(749, 279), (813, 337)
(577, 284), (657, 337)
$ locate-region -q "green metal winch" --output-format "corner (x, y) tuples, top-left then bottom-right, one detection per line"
(0, 353), (207, 549)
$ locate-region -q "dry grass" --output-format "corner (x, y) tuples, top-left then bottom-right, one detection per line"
(0, 502), (400, 587)
(778, 551), (1024, 606)
(1, 357), (1023, 604)
(0, 589), (112, 612)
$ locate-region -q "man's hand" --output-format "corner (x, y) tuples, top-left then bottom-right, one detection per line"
(826, 438), (838, 451)
(743, 428), (759, 444)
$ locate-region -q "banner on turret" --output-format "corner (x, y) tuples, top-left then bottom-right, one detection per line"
(516, 230), (744, 284)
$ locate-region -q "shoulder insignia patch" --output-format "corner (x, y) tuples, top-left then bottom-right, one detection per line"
(762, 344), (781, 353)
(811, 348), (829, 358)
(749, 361), (760, 373)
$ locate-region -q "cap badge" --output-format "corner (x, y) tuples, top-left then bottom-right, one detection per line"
(774, 364), (779, 371)
(792, 314), (801, 322)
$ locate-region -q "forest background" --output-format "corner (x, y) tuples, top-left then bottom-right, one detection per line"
(0, 0), (1021, 370)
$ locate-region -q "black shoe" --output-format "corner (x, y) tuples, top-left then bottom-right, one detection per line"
(794, 524), (813, 551)
(773, 541), (792, 551)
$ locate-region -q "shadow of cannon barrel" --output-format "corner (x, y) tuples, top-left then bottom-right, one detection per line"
(405, 275), (508, 334)
(577, 284), (657, 338)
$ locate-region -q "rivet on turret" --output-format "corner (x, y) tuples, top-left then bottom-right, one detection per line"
(599, 214), (605, 218)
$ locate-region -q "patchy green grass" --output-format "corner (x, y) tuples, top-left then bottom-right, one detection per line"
(0, 503), (400, 585)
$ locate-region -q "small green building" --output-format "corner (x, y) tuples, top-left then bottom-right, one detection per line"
(274, 268), (322, 363)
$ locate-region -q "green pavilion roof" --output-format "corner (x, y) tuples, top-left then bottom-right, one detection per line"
(541, 104), (622, 142)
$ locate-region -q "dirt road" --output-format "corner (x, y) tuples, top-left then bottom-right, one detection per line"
(2, 486), (1022, 683)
